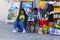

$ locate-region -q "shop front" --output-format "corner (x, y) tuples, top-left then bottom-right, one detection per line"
(38, 0), (60, 35)
(6, 0), (34, 23)
(5, 0), (60, 35)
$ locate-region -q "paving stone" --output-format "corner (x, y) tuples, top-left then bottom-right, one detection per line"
(0, 22), (60, 40)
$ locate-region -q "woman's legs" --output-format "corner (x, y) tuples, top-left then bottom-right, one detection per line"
(14, 21), (19, 29)
(13, 20), (19, 32)
(24, 23), (28, 31)
(19, 21), (26, 33)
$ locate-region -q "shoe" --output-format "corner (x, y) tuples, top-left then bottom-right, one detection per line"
(33, 30), (36, 33)
(12, 29), (17, 33)
(27, 30), (31, 33)
(23, 30), (26, 33)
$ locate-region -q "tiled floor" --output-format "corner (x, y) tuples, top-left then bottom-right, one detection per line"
(0, 22), (60, 40)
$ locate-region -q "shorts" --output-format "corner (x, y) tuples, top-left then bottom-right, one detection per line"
(27, 20), (37, 24)
(27, 21), (33, 24)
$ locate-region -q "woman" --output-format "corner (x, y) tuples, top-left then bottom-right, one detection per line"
(12, 9), (28, 33)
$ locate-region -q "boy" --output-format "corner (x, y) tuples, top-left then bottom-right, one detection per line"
(27, 8), (38, 32)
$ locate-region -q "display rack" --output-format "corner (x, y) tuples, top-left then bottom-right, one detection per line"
(53, 2), (60, 21)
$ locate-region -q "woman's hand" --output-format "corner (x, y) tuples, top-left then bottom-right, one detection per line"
(19, 18), (23, 21)
(20, 18), (23, 20)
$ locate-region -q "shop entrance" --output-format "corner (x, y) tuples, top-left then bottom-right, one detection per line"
(20, 2), (33, 15)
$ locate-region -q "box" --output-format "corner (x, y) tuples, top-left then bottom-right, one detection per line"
(38, 28), (43, 34)
(49, 22), (54, 28)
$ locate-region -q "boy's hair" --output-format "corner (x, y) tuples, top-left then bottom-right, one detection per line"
(33, 8), (38, 14)
(33, 8), (38, 12)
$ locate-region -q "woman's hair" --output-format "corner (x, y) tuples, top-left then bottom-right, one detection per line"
(16, 8), (28, 23)
(20, 8), (26, 15)
(17, 8), (26, 17)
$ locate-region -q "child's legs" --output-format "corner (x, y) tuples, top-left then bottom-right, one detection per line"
(32, 21), (36, 31)
(27, 22), (31, 31)
(19, 21), (25, 30)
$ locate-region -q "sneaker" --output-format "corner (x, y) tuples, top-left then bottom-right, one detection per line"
(12, 29), (17, 33)
(33, 30), (36, 33)
(23, 30), (26, 33)
(27, 30), (31, 33)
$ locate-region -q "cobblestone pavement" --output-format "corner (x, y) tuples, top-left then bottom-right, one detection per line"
(0, 22), (60, 40)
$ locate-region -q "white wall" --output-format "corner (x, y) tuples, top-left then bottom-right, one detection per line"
(33, 0), (39, 8)
(0, 0), (9, 22)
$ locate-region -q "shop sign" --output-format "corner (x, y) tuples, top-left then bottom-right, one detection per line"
(12, 0), (34, 2)
(20, 0), (34, 2)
